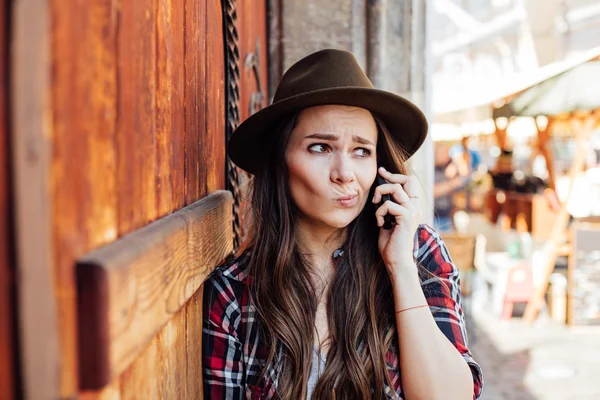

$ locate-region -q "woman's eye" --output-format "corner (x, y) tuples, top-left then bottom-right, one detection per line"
(308, 144), (329, 153)
(355, 148), (372, 157)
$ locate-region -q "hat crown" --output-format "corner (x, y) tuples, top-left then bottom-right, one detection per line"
(273, 49), (374, 103)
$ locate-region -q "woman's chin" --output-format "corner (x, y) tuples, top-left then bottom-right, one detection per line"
(326, 220), (352, 229)
(322, 211), (360, 229)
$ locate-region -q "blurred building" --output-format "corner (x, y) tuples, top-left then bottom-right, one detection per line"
(432, 0), (600, 117)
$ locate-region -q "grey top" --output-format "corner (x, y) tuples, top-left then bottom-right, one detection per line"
(307, 347), (327, 399)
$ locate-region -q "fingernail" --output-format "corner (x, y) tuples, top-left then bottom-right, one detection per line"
(379, 166), (386, 172)
(372, 195), (376, 203)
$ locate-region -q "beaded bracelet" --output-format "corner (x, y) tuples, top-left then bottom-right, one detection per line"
(395, 304), (429, 314)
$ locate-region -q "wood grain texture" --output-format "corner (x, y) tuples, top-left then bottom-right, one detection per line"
(77, 190), (233, 389)
(13, 1), (60, 398)
(146, 2), (189, 396)
(14, 0), (230, 397)
(156, 306), (187, 398)
(184, 0), (206, 203)
(116, 288), (201, 399)
(76, 0), (228, 396)
(156, 0), (186, 216)
(0, 0), (14, 395)
(185, 288), (205, 397)
(170, 0), (186, 211)
(52, 0), (119, 395)
(119, 337), (160, 400)
(117, 0), (157, 235)
(205, 0), (226, 193)
(239, 0), (268, 123)
(116, 289), (197, 400)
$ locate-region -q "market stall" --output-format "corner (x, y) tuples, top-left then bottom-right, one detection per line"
(434, 47), (600, 325)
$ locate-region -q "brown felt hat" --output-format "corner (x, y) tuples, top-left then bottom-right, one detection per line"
(228, 49), (428, 174)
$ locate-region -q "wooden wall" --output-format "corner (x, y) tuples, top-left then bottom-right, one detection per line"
(238, 0), (269, 122)
(12, 0), (269, 397)
(0, 0), (15, 397)
(19, 0), (224, 397)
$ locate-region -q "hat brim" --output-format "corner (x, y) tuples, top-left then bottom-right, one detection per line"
(228, 87), (428, 174)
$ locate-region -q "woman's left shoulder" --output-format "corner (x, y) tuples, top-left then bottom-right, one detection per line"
(202, 249), (253, 336)
(413, 224), (456, 276)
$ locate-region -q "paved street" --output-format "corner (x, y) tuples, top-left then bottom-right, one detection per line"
(468, 302), (600, 400)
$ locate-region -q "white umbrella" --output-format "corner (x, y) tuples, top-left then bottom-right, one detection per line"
(495, 60), (600, 117)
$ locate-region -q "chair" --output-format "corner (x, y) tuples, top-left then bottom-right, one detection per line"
(440, 232), (479, 344)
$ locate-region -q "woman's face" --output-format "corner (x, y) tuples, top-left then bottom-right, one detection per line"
(285, 105), (378, 230)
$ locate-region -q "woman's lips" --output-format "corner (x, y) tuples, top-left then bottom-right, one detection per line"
(336, 194), (358, 207)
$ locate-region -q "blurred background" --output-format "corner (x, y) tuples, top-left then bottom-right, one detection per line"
(431, 1), (600, 399)
(2, 0), (600, 399)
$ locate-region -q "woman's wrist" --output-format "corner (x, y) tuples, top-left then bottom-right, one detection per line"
(389, 267), (420, 290)
(390, 266), (427, 310)
(387, 257), (419, 284)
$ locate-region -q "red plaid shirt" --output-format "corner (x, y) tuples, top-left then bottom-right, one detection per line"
(203, 224), (484, 399)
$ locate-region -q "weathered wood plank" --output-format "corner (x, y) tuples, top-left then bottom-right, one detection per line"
(119, 338), (159, 400)
(117, 0), (157, 234)
(184, 0), (206, 203)
(81, 1), (118, 250)
(239, 0), (269, 122)
(152, 1), (188, 396)
(52, 0), (88, 395)
(185, 288), (205, 397)
(155, 0), (174, 218)
(205, 0), (226, 194)
(77, 190), (234, 390)
(156, 0), (185, 217)
(117, 291), (198, 399)
(12, 1), (60, 398)
(117, 292), (194, 399)
(52, 1), (119, 396)
(170, 0), (186, 211)
(0, 0), (14, 395)
(156, 307), (187, 398)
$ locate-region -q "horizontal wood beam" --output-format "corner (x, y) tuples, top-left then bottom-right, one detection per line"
(77, 190), (234, 390)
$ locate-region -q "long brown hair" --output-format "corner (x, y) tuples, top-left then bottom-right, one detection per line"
(247, 111), (424, 399)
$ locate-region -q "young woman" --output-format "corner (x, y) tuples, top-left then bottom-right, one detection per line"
(203, 49), (483, 399)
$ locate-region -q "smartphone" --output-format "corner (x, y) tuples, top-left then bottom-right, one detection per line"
(375, 174), (396, 230)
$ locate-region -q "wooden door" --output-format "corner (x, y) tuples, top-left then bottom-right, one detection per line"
(10, 0), (254, 398)
(13, 0), (268, 397)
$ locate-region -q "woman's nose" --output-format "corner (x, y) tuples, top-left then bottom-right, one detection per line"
(330, 155), (355, 183)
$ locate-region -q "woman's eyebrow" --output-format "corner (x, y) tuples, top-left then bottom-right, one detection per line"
(305, 133), (339, 141)
(353, 135), (375, 146)
(304, 133), (375, 146)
